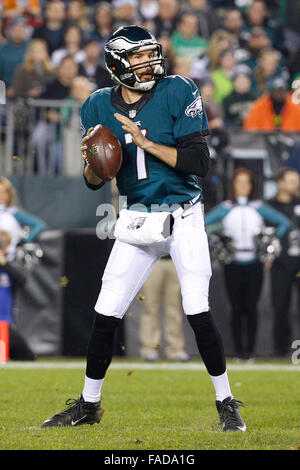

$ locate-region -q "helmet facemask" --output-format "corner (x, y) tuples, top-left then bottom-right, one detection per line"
(124, 44), (166, 91)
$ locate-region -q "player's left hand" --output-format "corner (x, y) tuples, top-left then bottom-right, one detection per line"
(114, 113), (149, 149)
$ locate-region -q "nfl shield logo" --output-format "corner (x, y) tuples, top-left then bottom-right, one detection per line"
(129, 109), (137, 119)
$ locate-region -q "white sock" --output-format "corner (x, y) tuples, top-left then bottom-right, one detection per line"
(210, 370), (233, 402)
(82, 376), (104, 403)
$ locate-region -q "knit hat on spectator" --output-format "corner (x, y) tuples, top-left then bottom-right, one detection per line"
(199, 75), (215, 87)
(268, 77), (288, 92)
(232, 64), (252, 80)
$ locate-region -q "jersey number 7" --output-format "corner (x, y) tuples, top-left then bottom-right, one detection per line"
(125, 129), (149, 181)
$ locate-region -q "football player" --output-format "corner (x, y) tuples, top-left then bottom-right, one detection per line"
(42, 25), (246, 432)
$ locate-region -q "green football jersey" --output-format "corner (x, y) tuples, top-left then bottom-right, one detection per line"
(81, 75), (209, 210)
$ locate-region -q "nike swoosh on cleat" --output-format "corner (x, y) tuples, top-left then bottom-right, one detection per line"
(71, 415), (87, 426)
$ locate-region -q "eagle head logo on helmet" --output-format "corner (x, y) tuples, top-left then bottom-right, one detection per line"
(104, 25), (167, 92)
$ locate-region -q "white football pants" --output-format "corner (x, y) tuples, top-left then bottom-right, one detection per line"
(95, 202), (212, 318)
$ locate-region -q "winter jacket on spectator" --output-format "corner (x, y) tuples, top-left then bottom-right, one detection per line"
(243, 93), (300, 132)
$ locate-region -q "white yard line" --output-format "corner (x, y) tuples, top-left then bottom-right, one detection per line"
(0, 361), (300, 371)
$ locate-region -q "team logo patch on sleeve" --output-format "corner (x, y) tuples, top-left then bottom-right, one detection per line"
(185, 96), (203, 118)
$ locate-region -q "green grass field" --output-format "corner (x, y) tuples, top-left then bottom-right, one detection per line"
(1, 358), (300, 451)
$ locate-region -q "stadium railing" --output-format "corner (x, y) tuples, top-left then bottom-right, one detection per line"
(1, 99), (299, 194)
(0, 98), (82, 177)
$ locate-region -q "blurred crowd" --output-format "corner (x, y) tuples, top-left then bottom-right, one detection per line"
(0, 0), (300, 130)
(0, 1), (300, 361)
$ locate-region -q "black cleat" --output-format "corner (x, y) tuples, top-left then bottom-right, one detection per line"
(41, 394), (104, 428)
(216, 396), (246, 432)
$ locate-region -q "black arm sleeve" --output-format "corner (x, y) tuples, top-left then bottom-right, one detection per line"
(175, 132), (210, 177)
(83, 161), (105, 191)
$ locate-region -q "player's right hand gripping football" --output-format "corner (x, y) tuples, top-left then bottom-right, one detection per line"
(81, 127), (103, 184)
(81, 127), (94, 165)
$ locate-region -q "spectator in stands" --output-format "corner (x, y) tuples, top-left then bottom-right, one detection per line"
(40, 54), (78, 100)
(138, 0), (159, 22)
(32, 0), (66, 54)
(139, 256), (190, 362)
(73, 74), (93, 104)
(211, 48), (236, 103)
(61, 75), (95, 174)
(242, 26), (271, 71)
(79, 39), (114, 90)
(206, 29), (233, 73)
(199, 74), (227, 211)
(51, 23), (86, 67)
(283, 0), (300, 56)
(205, 167), (291, 360)
(182, 0), (218, 41)
(0, 176), (45, 362)
(222, 7), (245, 51)
(0, 17), (6, 45)
(223, 64), (257, 128)
(61, 75), (94, 176)
(242, 0), (284, 52)
(2, 0), (41, 26)
(170, 12), (208, 60)
(0, 229), (23, 323)
(66, 0), (89, 31)
(171, 55), (206, 92)
(62, 75), (93, 123)
(112, 0), (140, 29)
(0, 16), (29, 97)
(0, 176), (46, 254)
(153, 0), (179, 38)
(0, 229), (36, 361)
(171, 56), (192, 78)
(156, 35), (175, 75)
(192, 28), (233, 81)
(221, 8), (251, 66)
(12, 38), (55, 98)
(200, 76), (223, 128)
(31, 55), (79, 173)
(87, 2), (114, 48)
(253, 47), (288, 97)
(243, 77), (300, 132)
(267, 168), (300, 357)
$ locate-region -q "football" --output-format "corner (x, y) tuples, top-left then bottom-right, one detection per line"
(85, 124), (122, 181)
